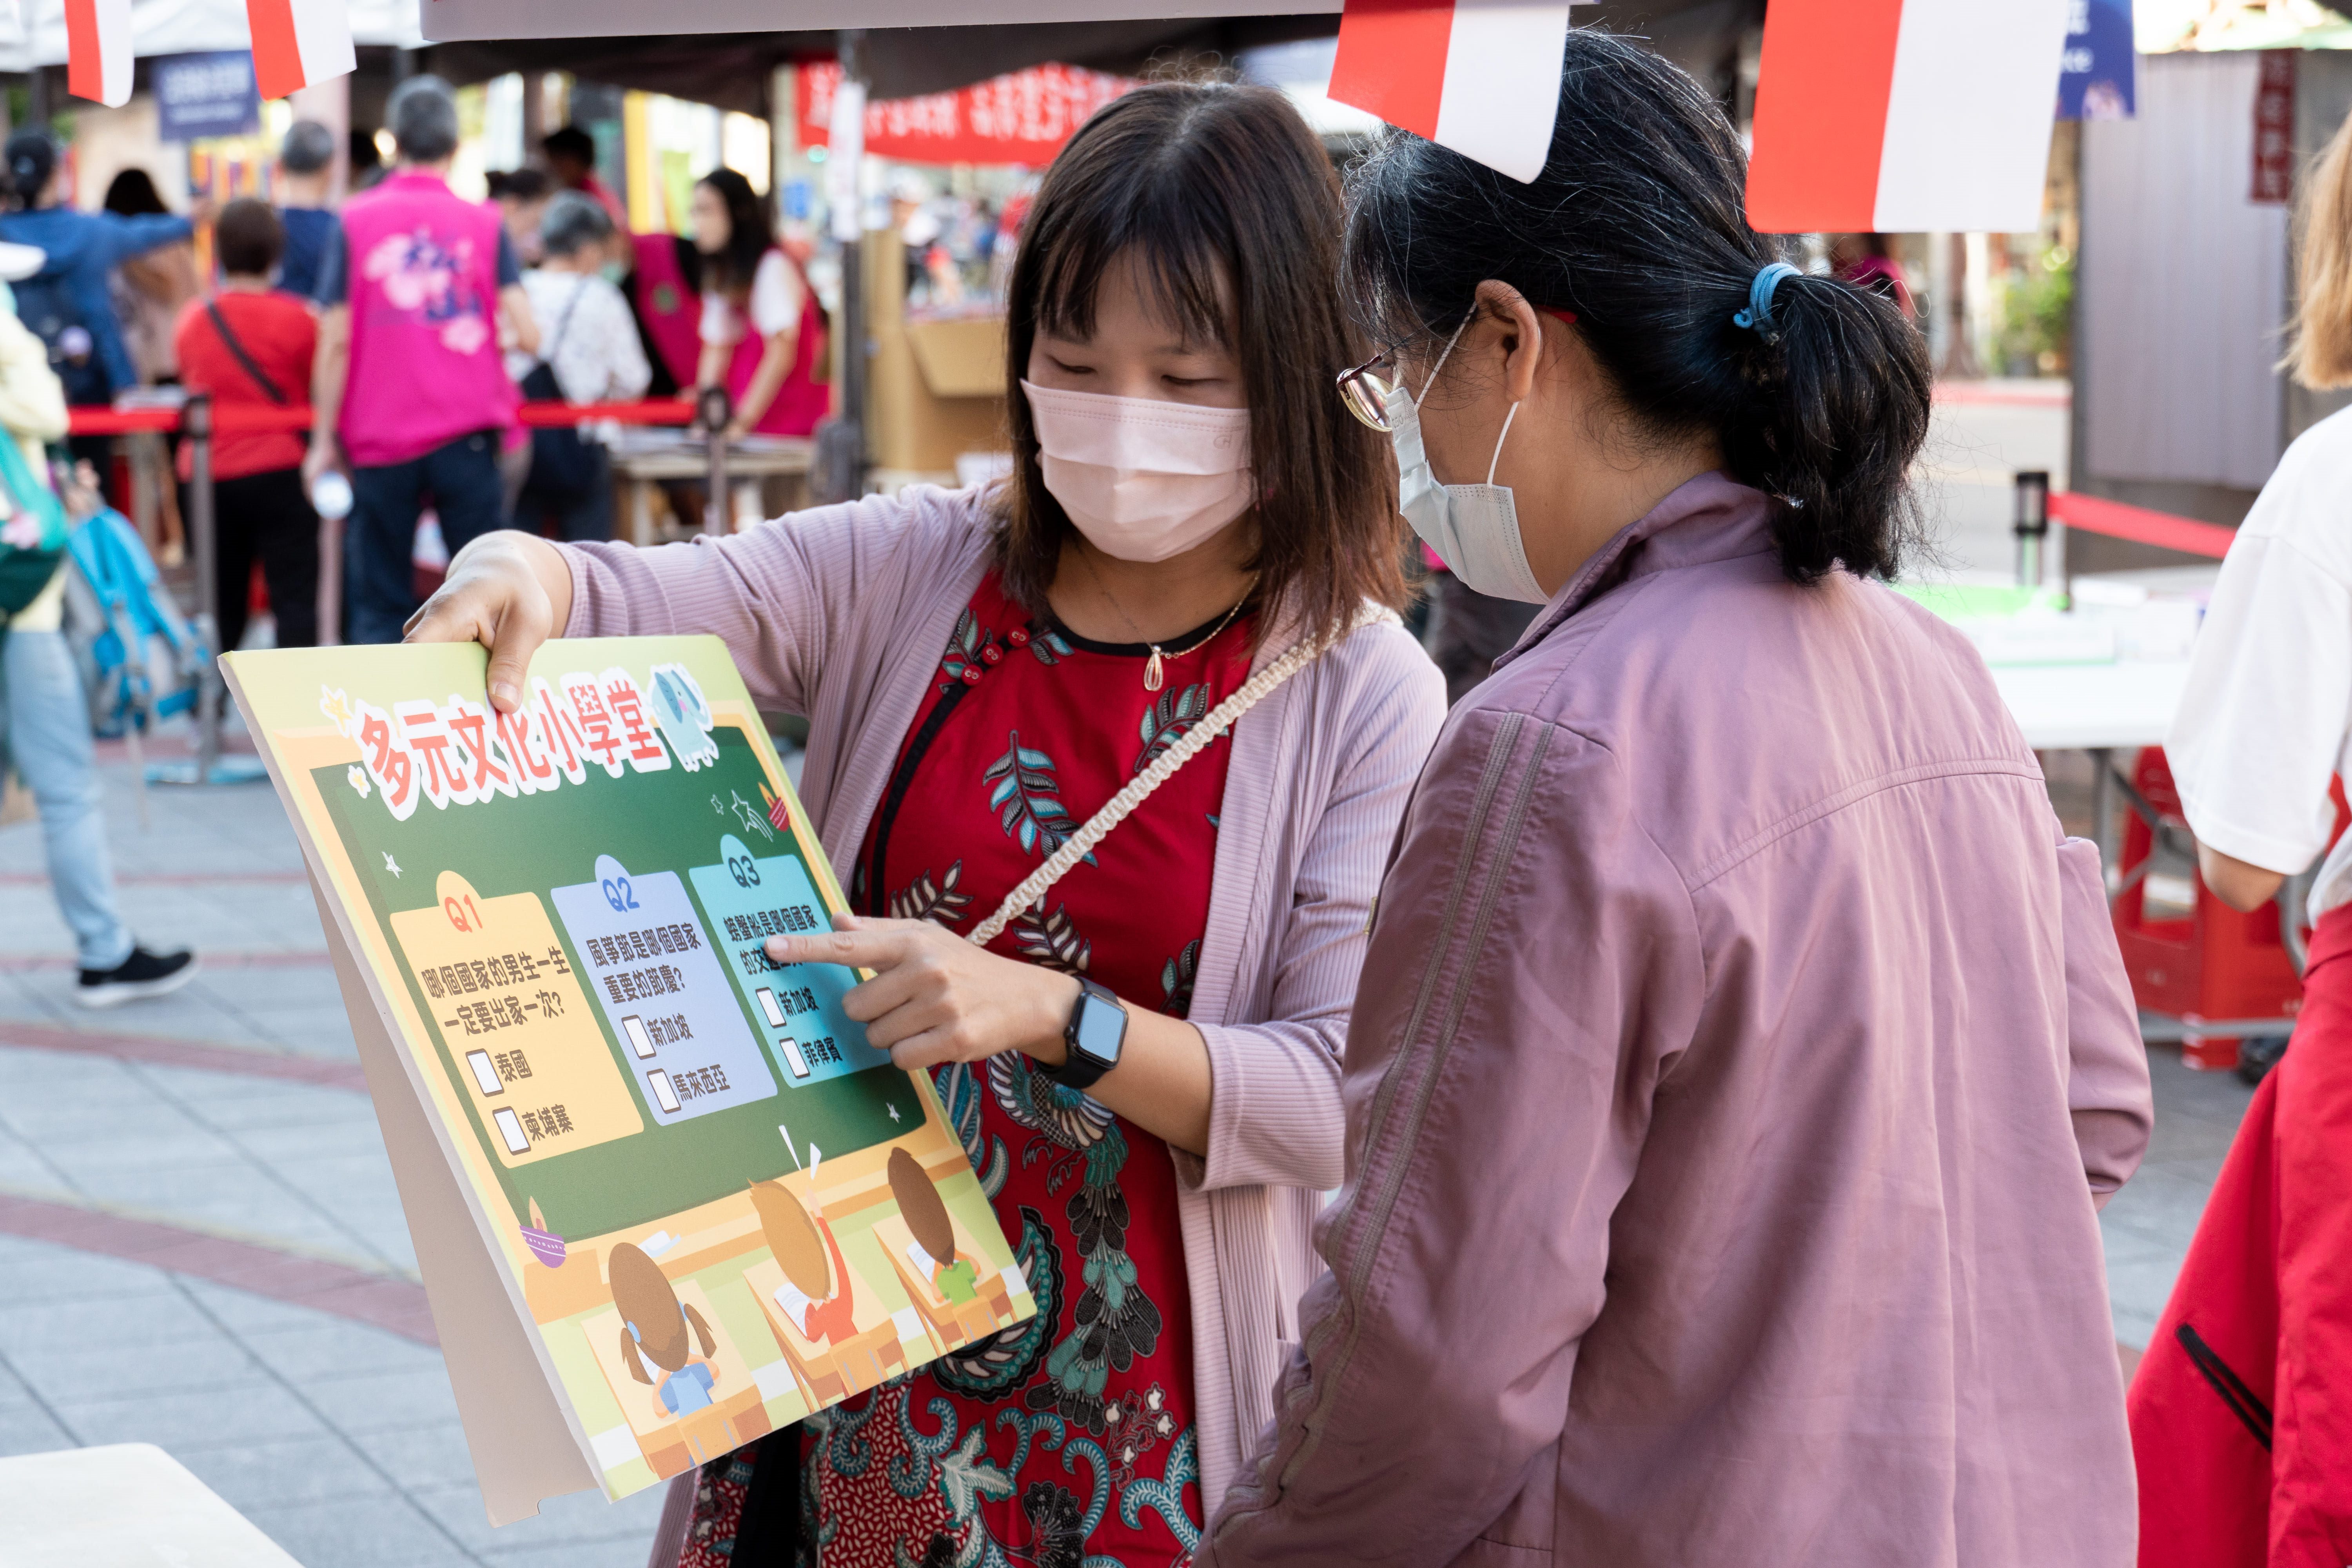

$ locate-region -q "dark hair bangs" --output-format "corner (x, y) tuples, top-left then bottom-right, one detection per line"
(1028, 175), (1232, 352)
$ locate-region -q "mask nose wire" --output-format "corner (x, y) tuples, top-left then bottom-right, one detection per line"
(1486, 403), (1521, 487)
(1414, 314), (1475, 410)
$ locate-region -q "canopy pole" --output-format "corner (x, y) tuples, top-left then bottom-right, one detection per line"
(813, 27), (868, 505)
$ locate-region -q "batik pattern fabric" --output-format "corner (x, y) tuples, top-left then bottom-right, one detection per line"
(811, 569), (1250, 1568)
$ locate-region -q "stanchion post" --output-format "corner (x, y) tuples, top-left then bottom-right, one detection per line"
(2013, 469), (2051, 588)
(185, 393), (223, 782)
(700, 384), (733, 536)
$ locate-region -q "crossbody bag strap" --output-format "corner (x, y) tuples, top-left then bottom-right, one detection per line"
(963, 612), (1378, 949)
(205, 299), (287, 405)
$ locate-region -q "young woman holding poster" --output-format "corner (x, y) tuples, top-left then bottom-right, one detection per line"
(409, 82), (1444, 1567)
(1197, 33), (2152, 1568)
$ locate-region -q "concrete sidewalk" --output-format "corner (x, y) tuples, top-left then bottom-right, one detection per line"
(0, 745), (666, 1567)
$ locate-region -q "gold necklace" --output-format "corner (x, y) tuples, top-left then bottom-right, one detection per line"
(1079, 554), (1256, 693)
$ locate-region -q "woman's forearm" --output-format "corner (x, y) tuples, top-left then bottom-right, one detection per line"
(1041, 1004), (1213, 1157)
(2200, 842), (2289, 914)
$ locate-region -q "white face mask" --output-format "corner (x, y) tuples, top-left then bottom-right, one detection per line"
(1387, 319), (1548, 604)
(1022, 380), (1252, 563)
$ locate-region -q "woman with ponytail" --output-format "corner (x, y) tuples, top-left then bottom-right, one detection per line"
(1198, 30), (2151, 1568)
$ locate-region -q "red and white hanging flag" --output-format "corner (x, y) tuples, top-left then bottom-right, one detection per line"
(245, 0), (356, 100)
(1326, 0), (1587, 184)
(64, 0), (133, 107)
(1746, 0), (2069, 234)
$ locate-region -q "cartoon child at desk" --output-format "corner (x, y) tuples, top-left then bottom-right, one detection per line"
(751, 1174), (858, 1341)
(610, 1241), (722, 1420)
(889, 1147), (976, 1303)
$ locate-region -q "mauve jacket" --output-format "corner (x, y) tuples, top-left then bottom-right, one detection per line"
(1200, 474), (2154, 1567)
(554, 484), (1448, 1534)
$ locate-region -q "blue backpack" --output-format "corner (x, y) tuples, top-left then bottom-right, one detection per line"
(62, 506), (209, 737)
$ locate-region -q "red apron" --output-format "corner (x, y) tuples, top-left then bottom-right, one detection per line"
(2130, 904), (2352, 1566)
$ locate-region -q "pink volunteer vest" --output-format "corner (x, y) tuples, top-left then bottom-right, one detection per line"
(337, 171), (519, 468)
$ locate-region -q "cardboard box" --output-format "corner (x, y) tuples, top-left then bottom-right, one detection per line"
(864, 232), (1009, 476)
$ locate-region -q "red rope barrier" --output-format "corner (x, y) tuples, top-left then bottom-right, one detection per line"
(2049, 491), (2236, 561)
(67, 399), (701, 438)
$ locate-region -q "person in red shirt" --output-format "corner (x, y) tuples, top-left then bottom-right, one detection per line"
(174, 198), (320, 651)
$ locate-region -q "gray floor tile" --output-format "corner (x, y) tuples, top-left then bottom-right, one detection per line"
(297, 1365), (464, 1436)
(11, 1334), (261, 1405)
(172, 1432), (400, 1514)
(242, 1490), (477, 1568)
(416, 1480), (668, 1556)
(50, 1376), (332, 1450)
(346, 1421), (486, 1492)
(0, 1407), (76, 1457)
(0, 1238), (169, 1315)
(234, 1322), (444, 1384)
(181, 1279), (365, 1336)
(4, 1287), (225, 1349)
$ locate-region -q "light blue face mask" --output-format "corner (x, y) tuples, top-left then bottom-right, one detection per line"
(1386, 316), (1548, 605)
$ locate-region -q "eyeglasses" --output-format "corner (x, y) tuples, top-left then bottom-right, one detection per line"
(1336, 351), (1397, 432)
(1336, 307), (1580, 433)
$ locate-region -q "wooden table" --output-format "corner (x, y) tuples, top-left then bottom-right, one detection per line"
(604, 429), (815, 545)
(0, 1442), (305, 1565)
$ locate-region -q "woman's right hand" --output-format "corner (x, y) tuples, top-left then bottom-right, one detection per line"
(404, 531), (576, 714)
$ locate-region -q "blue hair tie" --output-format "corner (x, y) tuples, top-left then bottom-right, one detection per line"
(1733, 262), (1800, 342)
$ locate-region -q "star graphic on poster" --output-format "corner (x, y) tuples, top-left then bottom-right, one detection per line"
(383, 853), (402, 878)
(887, 1102), (902, 1122)
(730, 791), (775, 841)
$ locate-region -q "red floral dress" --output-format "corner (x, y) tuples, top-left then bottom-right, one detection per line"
(804, 570), (1249, 1568)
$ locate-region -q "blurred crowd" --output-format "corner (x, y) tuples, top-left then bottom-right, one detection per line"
(0, 73), (833, 654)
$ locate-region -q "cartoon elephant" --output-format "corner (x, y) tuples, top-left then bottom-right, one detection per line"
(649, 663), (721, 772)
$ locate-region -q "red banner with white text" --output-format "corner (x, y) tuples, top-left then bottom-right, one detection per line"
(797, 62), (1140, 167)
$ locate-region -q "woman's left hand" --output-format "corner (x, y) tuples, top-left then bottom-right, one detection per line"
(764, 915), (1081, 1072)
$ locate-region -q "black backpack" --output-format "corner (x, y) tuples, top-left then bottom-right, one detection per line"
(519, 280), (599, 503)
(12, 271), (109, 407)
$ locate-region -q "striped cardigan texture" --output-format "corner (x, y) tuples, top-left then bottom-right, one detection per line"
(559, 483), (1447, 1527)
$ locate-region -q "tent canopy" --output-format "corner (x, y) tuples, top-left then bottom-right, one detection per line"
(0, 0), (422, 73)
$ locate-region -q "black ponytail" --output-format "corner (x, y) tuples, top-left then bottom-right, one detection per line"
(1342, 28), (1932, 582)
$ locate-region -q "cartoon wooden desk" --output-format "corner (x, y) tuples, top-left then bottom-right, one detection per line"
(745, 1177), (909, 1405)
(582, 1275), (770, 1475)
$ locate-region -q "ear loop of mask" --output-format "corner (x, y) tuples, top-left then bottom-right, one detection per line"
(1415, 312), (1522, 483)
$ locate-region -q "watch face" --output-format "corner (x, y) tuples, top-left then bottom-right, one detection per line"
(1073, 991), (1125, 1065)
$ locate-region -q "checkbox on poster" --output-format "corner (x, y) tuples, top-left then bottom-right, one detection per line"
(756, 987), (787, 1027)
(777, 1035), (811, 1080)
(492, 1106), (531, 1154)
(466, 1051), (503, 1095)
(621, 1015), (655, 1059)
(648, 1069), (682, 1113)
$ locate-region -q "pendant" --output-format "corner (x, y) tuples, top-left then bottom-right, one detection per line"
(1143, 648), (1165, 693)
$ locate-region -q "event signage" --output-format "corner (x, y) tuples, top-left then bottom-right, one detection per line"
(797, 61), (1138, 167)
(2057, 0), (2136, 119)
(225, 637), (1031, 1523)
(154, 51), (260, 142)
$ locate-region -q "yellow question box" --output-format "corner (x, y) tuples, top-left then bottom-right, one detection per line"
(390, 870), (645, 1166)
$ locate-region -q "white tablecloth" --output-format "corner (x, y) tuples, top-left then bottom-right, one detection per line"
(1991, 659), (2192, 752)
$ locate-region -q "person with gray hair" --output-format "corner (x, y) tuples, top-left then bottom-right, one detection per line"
(507, 189), (648, 541)
(274, 118), (338, 299)
(304, 73), (539, 643)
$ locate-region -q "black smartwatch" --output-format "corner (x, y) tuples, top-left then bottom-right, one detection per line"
(1049, 978), (1127, 1092)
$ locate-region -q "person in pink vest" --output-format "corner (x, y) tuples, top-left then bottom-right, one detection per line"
(304, 75), (538, 645)
(689, 168), (826, 439)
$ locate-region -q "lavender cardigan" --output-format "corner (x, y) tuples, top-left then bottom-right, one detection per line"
(559, 484), (1447, 1527)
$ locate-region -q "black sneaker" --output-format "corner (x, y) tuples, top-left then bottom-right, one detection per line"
(74, 947), (199, 1009)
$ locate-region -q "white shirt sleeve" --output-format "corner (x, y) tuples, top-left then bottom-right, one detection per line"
(698, 289), (739, 349)
(2169, 497), (2352, 877)
(748, 250), (804, 340)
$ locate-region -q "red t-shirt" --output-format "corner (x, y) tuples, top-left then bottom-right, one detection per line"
(173, 290), (318, 481)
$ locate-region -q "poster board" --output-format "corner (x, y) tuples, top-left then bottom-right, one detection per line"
(225, 637), (1033, 1523)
